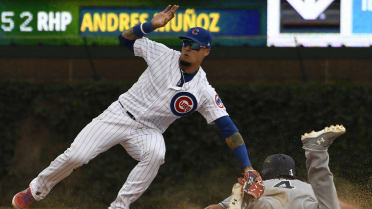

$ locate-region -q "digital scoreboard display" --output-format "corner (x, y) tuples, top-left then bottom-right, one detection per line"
(0, 11), (72, 33)
(79, 8), (260, 37)
(267, 0), (372, 47)
(0, 1), (261, 46)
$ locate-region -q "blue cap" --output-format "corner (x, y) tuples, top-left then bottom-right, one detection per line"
(179, 27), (212, 48)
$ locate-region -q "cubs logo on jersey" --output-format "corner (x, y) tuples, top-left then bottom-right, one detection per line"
(170, 92), (198, 116)
(215, 94), (224, 108)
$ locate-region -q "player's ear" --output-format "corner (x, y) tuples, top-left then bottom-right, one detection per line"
(203, 48), (210, 56)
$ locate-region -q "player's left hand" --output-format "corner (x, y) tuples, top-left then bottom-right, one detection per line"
(238, 169), (264, 201)
(151, 5), (179, 29)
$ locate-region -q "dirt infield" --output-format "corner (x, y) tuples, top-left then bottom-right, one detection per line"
(335, 177), (372, 209)
(3, 176), (371, 209)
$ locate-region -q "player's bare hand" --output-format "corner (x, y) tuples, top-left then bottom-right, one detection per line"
(204, 204), (224, 209)
(151, 5), (179, 29)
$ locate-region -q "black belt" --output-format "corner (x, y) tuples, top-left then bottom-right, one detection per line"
(118, 101), (136, 121)
(126, 111), (136, 121)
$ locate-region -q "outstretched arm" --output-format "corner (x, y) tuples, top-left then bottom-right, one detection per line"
(215, 117), (264, 201)
(214, 116), (253, 171)
(225, 132), (253, 172)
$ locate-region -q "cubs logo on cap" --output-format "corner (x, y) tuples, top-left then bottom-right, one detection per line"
(179, 27), (213, 48)
(170, 92), (198, 116)
(191, 28), (200, 35)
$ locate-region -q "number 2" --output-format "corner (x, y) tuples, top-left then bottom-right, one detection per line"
(20, 11), (33, 32)
(274, 180), (295, 189)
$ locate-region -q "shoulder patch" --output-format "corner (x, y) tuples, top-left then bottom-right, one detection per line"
(215, 94), (224, 108)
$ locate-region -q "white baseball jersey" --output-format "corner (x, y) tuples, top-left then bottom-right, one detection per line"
(28, 36), (230, 209)
(118, 37), (228, 133)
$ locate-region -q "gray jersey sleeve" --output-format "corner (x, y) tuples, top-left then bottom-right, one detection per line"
(219, 196), (231, 209)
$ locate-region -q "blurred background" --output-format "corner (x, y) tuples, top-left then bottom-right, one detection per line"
(0, 0), (371, 208)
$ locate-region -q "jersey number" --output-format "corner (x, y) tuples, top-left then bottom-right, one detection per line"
(274, 180), (295, 189)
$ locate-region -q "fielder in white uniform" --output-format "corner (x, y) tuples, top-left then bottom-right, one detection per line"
(205, 125), (358, 209)
(12, 5), (264, 209)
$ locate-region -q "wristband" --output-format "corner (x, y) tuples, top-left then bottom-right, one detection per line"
(215, 116), (239, 138)
(141, 22), (155, 33)
(233, 144), (252, 168)
(133, 22), (155, 38)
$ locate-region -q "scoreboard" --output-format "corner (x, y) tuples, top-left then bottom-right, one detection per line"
(0, 1), (262, 46)
(79, 8), (260, 37)
(3, 0), (371, 47)
(267, 0), (372, 47)
(0, 11), (72, 32)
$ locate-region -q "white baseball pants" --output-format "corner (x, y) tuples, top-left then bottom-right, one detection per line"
(29, 101), (166, 209)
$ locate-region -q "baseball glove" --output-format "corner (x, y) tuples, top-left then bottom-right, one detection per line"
(237, 170), (264, 201)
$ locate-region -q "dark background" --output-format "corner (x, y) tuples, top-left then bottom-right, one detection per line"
(1, 0), (372, 208)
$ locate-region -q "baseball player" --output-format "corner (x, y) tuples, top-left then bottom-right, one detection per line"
(12, 5), (264, 209)
(205, 125), (358, 209)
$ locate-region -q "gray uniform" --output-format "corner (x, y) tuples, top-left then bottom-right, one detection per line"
(220, 149), (340, 209)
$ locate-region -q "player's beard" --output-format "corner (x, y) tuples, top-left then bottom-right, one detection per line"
(179, 59), (191, 68)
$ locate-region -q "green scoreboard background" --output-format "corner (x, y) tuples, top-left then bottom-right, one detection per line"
(0, 0), (266, 46)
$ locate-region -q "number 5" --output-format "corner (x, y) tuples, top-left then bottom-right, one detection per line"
(1, 11), (15, 32)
